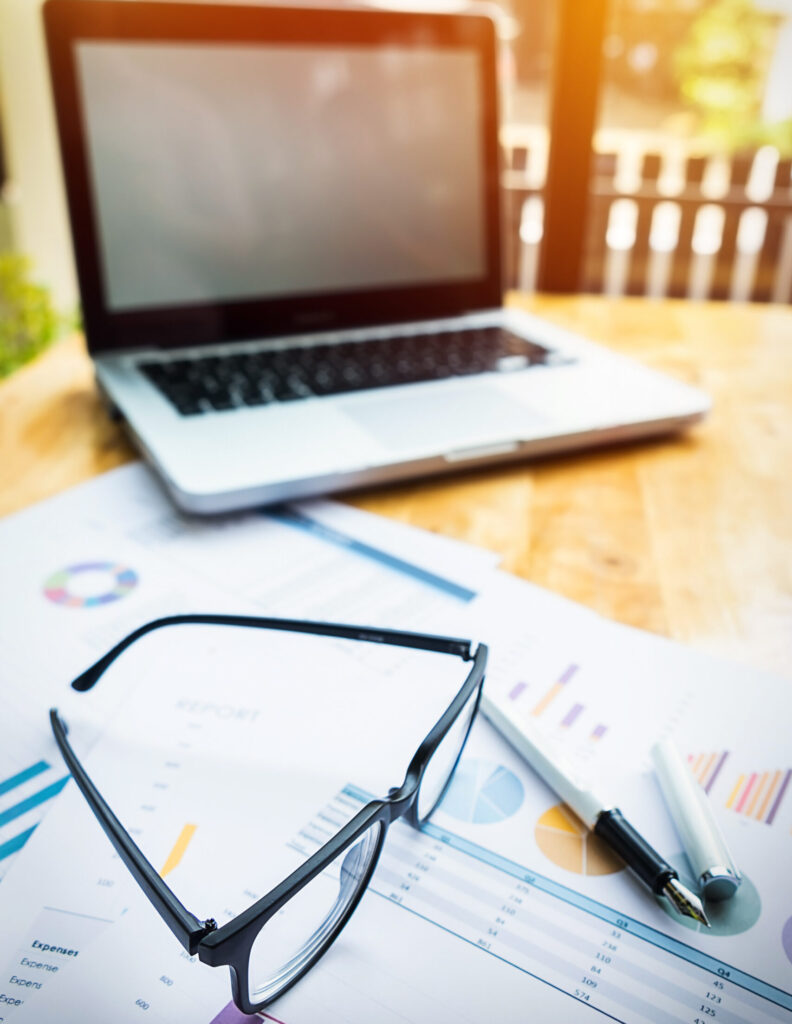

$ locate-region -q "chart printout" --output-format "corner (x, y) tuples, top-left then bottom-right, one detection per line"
(2, 464), (791, 1021)
(1, 587), (792, 1022)
(0, 463), (494, 881)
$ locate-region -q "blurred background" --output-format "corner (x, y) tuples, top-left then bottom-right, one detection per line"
(1, 0), (791, 377)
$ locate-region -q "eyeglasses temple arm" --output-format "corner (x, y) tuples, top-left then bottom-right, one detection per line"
(70, 613), (474, 692)
(49, 708), (216, 955)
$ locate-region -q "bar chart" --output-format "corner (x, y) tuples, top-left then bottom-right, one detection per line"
(687, 751), (730, 795)
(0, 761), (69, 881)
(530, 664), (579, 717)
(491, 658), (612, 757)
(726, 768), (791, 825)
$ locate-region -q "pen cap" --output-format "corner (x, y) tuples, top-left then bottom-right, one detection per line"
(651, 739), (741, 901)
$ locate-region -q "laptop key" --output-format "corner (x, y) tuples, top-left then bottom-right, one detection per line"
(138, 326), (560, 415)
(208, 391), (235, 411)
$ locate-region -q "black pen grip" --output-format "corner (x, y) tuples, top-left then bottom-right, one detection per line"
(594, 808), (676, 893)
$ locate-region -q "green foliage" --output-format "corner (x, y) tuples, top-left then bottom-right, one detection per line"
(674, 0), (791, 153)
(0, 253), (61, 379)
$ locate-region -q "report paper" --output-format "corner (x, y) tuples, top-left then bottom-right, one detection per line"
(1, 463), (791, 1022)
(0, 463), (495, 881)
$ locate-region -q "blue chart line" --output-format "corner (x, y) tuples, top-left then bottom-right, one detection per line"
(0, 826), (37, 861)
(267, 506), (478, 603)
(0, 765), (70, 866)
(0, 760), (49, 797)
(343, 784), (792, 1013)
(0, 777), (70, 829)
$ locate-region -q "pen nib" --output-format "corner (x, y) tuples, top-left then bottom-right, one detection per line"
(663, 877), (711, 928)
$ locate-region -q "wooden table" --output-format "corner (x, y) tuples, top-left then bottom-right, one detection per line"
(2, 295), (791, 677)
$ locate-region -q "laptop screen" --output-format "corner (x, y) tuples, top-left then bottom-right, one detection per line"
(76, 41), (487, 312)
(45, 2), (501, 353)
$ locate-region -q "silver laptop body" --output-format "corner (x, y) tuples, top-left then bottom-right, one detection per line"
(45, 0), (709, 514)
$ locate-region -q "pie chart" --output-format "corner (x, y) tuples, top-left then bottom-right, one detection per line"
(535, 804), (623, 876)
(783, 917), (792, 964)
(440, 760), (524, 824)
(660, 855), (761, 936)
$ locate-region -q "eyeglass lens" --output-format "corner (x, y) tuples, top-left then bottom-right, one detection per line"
(246, 819), (383, 1005)
(416, 683), (480, 823)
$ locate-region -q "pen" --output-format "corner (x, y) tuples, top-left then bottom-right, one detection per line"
(481, 696), (710, 927)
(651, 738), (741, 901)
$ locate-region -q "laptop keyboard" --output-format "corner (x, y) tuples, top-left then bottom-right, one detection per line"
(139, 326), (558, 417)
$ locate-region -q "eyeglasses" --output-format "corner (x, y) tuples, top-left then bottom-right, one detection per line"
(50, 613), (487, 1014)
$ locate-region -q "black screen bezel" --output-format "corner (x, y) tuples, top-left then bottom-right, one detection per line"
(43, 0), (502, 355)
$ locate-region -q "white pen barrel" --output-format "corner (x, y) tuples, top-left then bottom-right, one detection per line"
(651, 738), (741, 900)
(480, 695), (605, 828)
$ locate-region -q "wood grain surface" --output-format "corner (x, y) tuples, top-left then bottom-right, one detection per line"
(2, 295), (791, 677)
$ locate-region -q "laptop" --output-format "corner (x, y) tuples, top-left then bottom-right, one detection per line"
(44, 0), (709, 515)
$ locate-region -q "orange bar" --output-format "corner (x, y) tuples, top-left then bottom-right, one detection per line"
(756, 770), (782, 822)
(692, 753), (705, 774)
(746, 773), (768, 818)
(726, 774), (745, 809)
(699, 752), (716, 785)
(531, 682), (564, 718)
(161, 823), (197, 878)
(736, 773), (758, 814)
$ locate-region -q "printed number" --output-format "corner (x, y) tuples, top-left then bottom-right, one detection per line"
(159, 976), (173, 987)
(97, 878), (114, 887)
(135, 999), (150, 1010)
(574, 990), (591, 1002)
(698, 1005), (716, 1017)
(705, 993), (722, 1004)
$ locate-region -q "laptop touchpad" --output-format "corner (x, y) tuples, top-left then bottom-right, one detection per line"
(341, 385), (545, 452)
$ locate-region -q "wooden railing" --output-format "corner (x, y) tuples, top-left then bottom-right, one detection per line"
(503, 141), (792, 303)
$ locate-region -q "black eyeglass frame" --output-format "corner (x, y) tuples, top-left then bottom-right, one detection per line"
(50, 613), (488, 1014)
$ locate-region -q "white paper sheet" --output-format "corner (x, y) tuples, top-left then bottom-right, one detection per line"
(2, 463), (791, 1023)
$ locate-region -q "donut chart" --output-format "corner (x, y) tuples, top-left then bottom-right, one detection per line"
(44, 561), (139, 608)
(534, 804), (623, 876)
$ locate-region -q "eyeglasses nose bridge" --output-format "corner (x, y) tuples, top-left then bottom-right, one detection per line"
(385, 783), (414, 820)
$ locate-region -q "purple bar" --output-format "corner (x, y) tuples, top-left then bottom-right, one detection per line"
(558, 664), (579, 685)
(704, 751), (729, 795)
(591, 724), (607, 740)
(209, 1003), (257, 1024)
(561, 703), (584, 728)
(509, 681), (528, 701)
(766, 768), (792, 825)
(210, 1003), (287, 1024)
